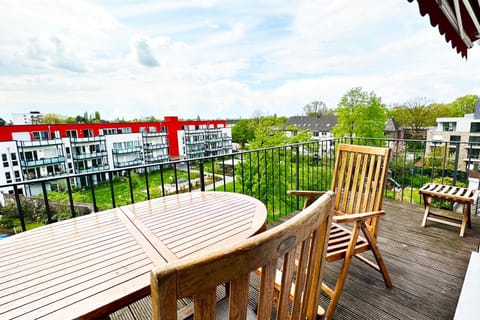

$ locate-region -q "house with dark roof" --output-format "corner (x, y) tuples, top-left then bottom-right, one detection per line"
(284, 115), (337, 141)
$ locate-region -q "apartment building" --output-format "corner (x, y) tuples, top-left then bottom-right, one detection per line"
(426, 107), (480, 186)
(0, 116), (231, 197)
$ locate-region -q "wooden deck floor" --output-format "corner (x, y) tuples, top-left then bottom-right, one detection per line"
(108, 199), (480, 320)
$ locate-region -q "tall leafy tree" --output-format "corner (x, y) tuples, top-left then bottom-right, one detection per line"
(40, 114), (66, 124)
(449, 94), (479, 116)
(332, 87), (388, 138)
(231, 119), (256, 147)
(303, 101), (333, 116)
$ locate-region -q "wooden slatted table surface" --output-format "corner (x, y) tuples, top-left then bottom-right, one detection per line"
(419, 183), (479, 237)
(0, 192), (266, 320)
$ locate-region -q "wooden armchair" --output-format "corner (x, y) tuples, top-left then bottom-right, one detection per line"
(288, 144), (392, 319)
(150, 192), (334, 320)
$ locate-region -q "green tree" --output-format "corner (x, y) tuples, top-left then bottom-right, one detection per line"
(231, 119), (256, 147)
(93, 111), (101, 123)
(333, 87), (387, 139)
(449, 94), (478, 116)
(303, 101), (333, 116)
(40, 114), (66, 124)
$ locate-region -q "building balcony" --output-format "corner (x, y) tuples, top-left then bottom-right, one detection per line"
(144, 155), (170, 163)
(143, 132), (168, 138)
(144, 143), (168, 151)
(113, 159), (143, 168)
(20, 156), (66, 167)
(72, 151), (108, 160)
(17, 138), (64, 148)
(70, 136), (106, 144)
(76, 165), (110, 173)
(112, 146), (142, 154)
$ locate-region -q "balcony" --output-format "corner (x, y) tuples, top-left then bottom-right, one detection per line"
(20, 156), (66, 167)
(2, 138), (480, 319)
(113, 158), (143, 168)
(72, 151), (108, 160)
(143, 143), (168, 151)
(144, 154), (169, 163)
(17, 138), (64, 148)
(142, 132), (167, 138)
(70, 136), (106, 144)
(112, 146), (142, 154)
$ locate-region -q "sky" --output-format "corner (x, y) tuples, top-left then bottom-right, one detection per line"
(1, 0), (479, 123)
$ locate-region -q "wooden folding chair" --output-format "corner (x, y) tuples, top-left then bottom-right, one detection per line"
(150, 192), (333, 320)
(288, 144), (393, 319)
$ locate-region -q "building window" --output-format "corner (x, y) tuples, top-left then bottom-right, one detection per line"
(100, 128), (117, 135)
(450, 135), (461, 143)
(471, 123), (480, 133)
(118, 127), (132, 134)
(83, 129), (94, 137)
(2, 154), (8, 167)
(442, 122), (457, 132)
(5, 172), (11, 183)
(469, 136), (480, 145)
(11, 153), (18, 166)
(66, 130), (78, 138)
(14, 170), (21, 182)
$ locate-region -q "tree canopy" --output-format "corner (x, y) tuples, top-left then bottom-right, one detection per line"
(389, 94), (479, 130)
(303, 101), (334, 117)
(332, 87), (388, 139)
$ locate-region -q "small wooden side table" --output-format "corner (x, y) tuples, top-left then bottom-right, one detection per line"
(419, 183), (479, 237)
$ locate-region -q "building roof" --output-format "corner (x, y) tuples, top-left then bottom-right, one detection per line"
(285, 115), (338, 132)
(408, 0), (480, 58)
(385, 117), (403, 133)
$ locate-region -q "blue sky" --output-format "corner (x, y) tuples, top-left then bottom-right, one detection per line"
(1, 0), (479, 122)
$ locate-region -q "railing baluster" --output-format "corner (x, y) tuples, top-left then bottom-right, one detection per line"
(231, 154), (236, 193)
(13, 185), (26, 232)
(211, 157), (216, 191)
(89, 175), (98, 212)
(66, 177), (76, 217)
(41, 181), (52, 224)
(199, 161), (205, 191)
(160, 164), (165, 196)
(187, 161), (192, 192)
(173, 163), (179, 194)
(145, 169), (150, 200)
(109, 172), (116, 208)
(127, 169), (135, 203)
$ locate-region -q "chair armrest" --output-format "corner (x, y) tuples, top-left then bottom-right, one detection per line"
(287, 190), (326, 197)
(333, 210), (385, 224)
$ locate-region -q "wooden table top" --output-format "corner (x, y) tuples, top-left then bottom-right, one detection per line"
(0, 192), (267, 320)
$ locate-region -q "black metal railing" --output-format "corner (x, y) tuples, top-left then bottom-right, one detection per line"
(1, 137), (478, 234)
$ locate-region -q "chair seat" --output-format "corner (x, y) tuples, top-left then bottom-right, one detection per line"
(326, 223), (370, 262)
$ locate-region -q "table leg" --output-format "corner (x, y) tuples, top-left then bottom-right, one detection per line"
(466, 203), (472, 228)
(421, 195), (431, 227)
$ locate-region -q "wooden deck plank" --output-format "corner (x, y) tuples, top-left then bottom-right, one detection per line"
(112, 199), (480, 320)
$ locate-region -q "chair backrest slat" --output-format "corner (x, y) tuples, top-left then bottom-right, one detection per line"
(151, 192), (334, 320)
(330, 144), (390, 237)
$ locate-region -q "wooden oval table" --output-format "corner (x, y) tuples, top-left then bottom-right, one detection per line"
(0, 192), (267, 320)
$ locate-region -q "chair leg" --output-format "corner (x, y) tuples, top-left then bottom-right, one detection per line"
(324, 224), (361, 320)
(360, 223), (392, 287)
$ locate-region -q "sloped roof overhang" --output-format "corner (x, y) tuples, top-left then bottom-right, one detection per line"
(408, 0), (480, 58)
